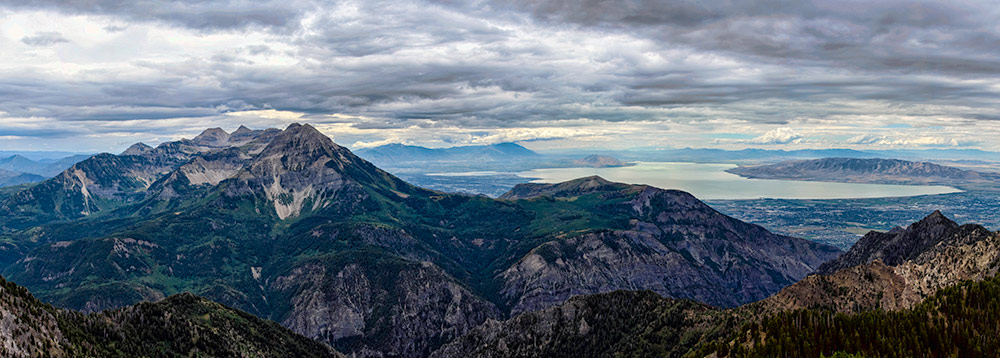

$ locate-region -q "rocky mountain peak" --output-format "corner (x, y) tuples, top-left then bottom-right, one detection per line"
(191, 127), (231, 147)
(121, 142), (153, 156)
(258, 123), (342, 159)
(232, 125), (254, 135)
(815, 210), (960, 274)
(227, 123), (382, 219)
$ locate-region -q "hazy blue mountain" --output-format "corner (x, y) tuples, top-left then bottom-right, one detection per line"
(355, 142), (539, 165)
(727, 157), (1000, 185)
(0, 169), (46, 187)
(572, 154), (628, 167)
(0, 153), (92, 177)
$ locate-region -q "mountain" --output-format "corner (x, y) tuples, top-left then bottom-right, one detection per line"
(757, 211), (1000, 314)
(0, 154), (91, 177)
(726, 157), (1000, 185)
(121, 142), (153, 156)
(355, 142), (539, 165)
(0, 274), (341, 358)
(572, 154), (628, 167)
(439, 212), (1000, 358)
(0, 127), (278, 230)
(0, 168), (45, 187)
(0, 124), (841, 357)
(814, 210), (958, 274)
(701, 272), (1000, 357)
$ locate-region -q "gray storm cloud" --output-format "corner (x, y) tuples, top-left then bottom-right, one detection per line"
(0, 0), (998, 150)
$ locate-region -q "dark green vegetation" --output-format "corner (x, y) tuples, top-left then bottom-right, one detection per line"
(0, 124), (839, 356)
(433, 290), (744, 358)
(696, 273), (1000, 357)
(0, 275), (340, 358)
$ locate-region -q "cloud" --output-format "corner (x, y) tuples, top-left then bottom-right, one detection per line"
(353, 137), (408, 148)
(750, 128), (803, 144)
(0, 0), (999, 151)
(20, 32), (69, 46)
(847, 134), (971, 147)
(846, 134), (884, 145)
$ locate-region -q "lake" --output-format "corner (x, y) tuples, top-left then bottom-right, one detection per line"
(515, 162), (962, 200)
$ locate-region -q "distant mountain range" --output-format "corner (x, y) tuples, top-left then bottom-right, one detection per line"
(355, 142), (539, 165)
(571, 154), (629, 167)
(0, 154), (91, 188)
(727, 157), (1000, 186)
(0, 124), (838, 357)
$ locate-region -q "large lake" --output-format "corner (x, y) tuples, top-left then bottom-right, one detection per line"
(515, 162), (962, 200)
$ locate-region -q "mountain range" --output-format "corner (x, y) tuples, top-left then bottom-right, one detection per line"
(726, 157), (1000, 186)
(0, 124), (840, 357)
(0, 154), (91, 188)
(436, 211), (1000, 357)
(4, 124), (1000, 357)
(355, 142), (539, 166)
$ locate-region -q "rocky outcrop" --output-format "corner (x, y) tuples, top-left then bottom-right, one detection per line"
(758, 212), (1000, 313)
(815, 210), (958, 274)
(432, 290), (726, 358)
(500, 181), (840, 313)
(273, 259), (498, 358)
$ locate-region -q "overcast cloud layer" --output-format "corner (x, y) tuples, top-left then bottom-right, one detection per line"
(1, 0), (999, 152)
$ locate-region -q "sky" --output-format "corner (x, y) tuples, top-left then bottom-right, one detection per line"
(1, 0), (999, 153)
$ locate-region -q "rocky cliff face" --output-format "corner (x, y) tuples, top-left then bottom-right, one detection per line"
(432, 290), (726, 358)
(274, 260), (498, 357)
(815, 210), (958, 274)
(757, 212), (1000, 313)
(499, 178), (840, 313)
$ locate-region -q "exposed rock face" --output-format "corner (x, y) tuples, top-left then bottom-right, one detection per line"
(191, 127), (232, 147)
(500, 179), (840, 313)
(758, 212), (1000, 313)
(274, 260), (498, 357)
(432, 290), (725, 358)
(727, 157), (998, 185)
(816, 210), (958, 274)
(120, 142), (153, 156)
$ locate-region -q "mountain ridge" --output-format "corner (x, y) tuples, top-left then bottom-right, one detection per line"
(0, 123), (840, 357)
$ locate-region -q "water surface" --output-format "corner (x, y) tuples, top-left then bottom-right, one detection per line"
(516, 162), (961, 200)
